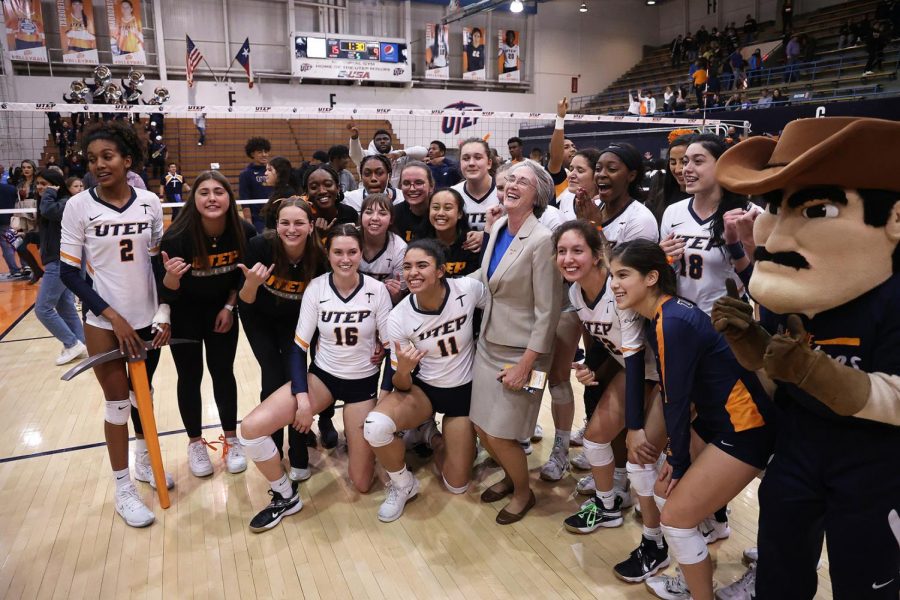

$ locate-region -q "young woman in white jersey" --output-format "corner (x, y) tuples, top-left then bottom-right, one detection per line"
(659, 134), (758, 314)
(359, 193), (406, 303)
(238, 224), (393, 532)
(364, 239), (487, 521)
(343, 154), (404, 213)
(553, 221), (670, 583)
(451, 138), (498, 232)
(59, 120), (172, 528)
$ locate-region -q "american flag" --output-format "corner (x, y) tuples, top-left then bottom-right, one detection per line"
(186, 35), (203, 88)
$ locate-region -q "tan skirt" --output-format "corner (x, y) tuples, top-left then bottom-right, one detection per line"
(469, 339), (551, 440)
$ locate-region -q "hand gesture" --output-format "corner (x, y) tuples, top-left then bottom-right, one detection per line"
(571, 362), (598, 387)
(711, 279), (770, 370)
(238, 262), (274, 288)
(736, 209), (759, 249)
(722, 207), (746, 244)
(347, 120), (359, 140)
(763, 314), (815, 384)
(394, 341), (426, 375)
(574, 188), (602, 222)
(161, 251), (191, 279)
(484, 205), (505, 234)
(659, 232), (686, 262)
(315, 217), (337, 233)
(557, 97), (569, 119)
(385, 276), (404, 304)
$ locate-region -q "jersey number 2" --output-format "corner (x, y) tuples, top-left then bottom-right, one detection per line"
(334, 327), (358, 346)
(119, 239), (134, 262)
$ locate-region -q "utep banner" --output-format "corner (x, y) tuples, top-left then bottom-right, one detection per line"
(2, 0), (47, 62)
(107, 0), (145, 65)
(497, 29), (520, 83)
(462, 26), (485, 81)
(425, 23), (449, 80)
(58, 0), (98, 64)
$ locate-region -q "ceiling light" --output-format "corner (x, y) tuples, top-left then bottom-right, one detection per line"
(646, 0), (656, 4)
(579, 2), (587, 12)
(510, 0), (524, 12)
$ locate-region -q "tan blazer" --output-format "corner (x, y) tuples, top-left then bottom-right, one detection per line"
(477, 213), (562, 354)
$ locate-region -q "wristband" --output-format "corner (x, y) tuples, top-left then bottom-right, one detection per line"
(224, 303), (235, 312)
(726, 242), (745, 260)
(555, 116), (565, 130)
(152, 303), (171, 326)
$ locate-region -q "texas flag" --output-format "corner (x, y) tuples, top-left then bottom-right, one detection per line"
(235, 38), (253, 88)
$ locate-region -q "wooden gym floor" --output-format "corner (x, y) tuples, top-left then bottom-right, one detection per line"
(0, 280), (833, 599)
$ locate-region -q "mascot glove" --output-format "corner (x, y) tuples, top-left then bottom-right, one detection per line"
(712, 279), (769, 371)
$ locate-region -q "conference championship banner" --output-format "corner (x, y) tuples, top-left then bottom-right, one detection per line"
(497, 29), (520, 82)
(58, 0), (98, 64)
(425, 23), (449, 80)
(107, 0), (145, 65)
(2, 0), (48, 62)
(462, 26), (485, 81)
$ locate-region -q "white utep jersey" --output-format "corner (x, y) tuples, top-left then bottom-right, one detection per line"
(569, 280), (658, 380)
(295, 273), (392, 378)
(60, 187), (163, 330)
(501, 43), (519, 69)
(452, 180), (498, 231)
(659, 198), (760, 314)
(360, 233), (407, 283)
(557, 189), (578, 223)
(539, 205), (564, 232)
(388, 277), (488, 388)
(343, 187), (405, 213)
(598, 199), (659, 247)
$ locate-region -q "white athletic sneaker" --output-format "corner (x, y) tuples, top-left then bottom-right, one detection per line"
(576, 474), (596, 495)
(531, 423), (544, 442)
(115, 483), (155, 528)
(701, 516), (732, 544)
(742, 547), (758, 565)
(570, 450), (591, 471)
(571, 421), (586, 446)
(716, 564), (756, 600)
(519, 439), (533, 456)
(377, 477), (420, 523)
(133, 451), (174, 490)
(646, 568), (692, 599)
(539, 443), (569, 481)
(224, 438), (247, 474)
(188, 440), (214, 477)
(55, 341), (88, 366)
(614, 475), (634, 509)
(288, 467), (311, 482)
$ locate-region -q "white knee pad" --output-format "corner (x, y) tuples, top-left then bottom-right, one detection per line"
(105, 399), (132, 425)
(238, 434), (278, 463)
(442, 474), (470, 495)
(626, 462), (657, 498)
(654, 493), (667, 513)
(549, 381), (574, 406)
(661, 524), (708, 565)
(363, 411), (397, 448)
(582, 438), (614, 467)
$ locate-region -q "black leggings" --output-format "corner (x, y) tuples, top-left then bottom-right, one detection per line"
(170, 302), (239, 438)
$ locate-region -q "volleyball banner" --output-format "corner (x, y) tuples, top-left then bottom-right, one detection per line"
(58, 0), (98, 64)
(462, 26), (485, 80)
(107, 0), (145, 65)
(425, 23), (449, 80)
(2, 0), (48, 62)
(497, 29), (520, 83)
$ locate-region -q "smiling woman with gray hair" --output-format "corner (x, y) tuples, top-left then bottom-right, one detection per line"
(470, 158), (563, 525)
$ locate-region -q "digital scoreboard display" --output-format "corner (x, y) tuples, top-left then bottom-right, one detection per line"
(293, 32), (410, 82)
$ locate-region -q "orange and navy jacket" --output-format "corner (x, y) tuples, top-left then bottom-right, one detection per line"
(646, 295), (772, 479)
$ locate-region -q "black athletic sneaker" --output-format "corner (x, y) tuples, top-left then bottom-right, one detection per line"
(564, 494), (623, 533)
(249, 482), (302, 533)
(614, 535), (671, 582)
(319, 418), (339, 450)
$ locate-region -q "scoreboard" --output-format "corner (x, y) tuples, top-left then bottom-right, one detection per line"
(293, 32), (410, 82)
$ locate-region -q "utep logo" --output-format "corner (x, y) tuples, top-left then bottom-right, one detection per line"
(377, 108), (391, 114)
(441, 101), (481, 135)
(188, 105), (205, 111)
(36, 102), (56, 109)
(393, 67), (405, 76)
(114, 103), (130, 110)
(300, 63), (313, 72)
(318, 107), (333, 113)
(256, 106), (272, 112)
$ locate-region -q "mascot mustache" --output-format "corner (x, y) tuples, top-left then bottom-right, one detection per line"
(754, 246), (811, 270)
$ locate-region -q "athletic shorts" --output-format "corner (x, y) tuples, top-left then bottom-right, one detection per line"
(413, 377), (472, 418)
(692, 420), (775, 471)
(309, 362), (378, 404)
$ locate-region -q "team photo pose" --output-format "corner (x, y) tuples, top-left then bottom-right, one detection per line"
(364, 239), (487, 521)
(238, 197), (329, 482)
(358, 193), (407, 304)
(395, 161), (434, 242)
(451, 138), (498, 231)
(608, 240), (774, 600)
(419, 188), (480, 278)
(343, 154), (404, 213)
(305, 165), (358, 238)
(238, 224), (393, 532)
(59, 120), (172, 527)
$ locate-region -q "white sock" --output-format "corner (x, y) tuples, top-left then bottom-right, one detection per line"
(554, 430), (571, 449)
(387, 465), (414, 489)
(643, 525), (664, 546)
(596, 488), (616, 510)
(113, 467), (131, 490)
(134, 438), (147, 454)
(270, 473), (293, 498)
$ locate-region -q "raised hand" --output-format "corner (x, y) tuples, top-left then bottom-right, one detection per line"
(238, 262), (274, 288)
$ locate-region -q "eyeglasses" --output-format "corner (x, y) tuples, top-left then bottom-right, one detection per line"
(402, 180), (429, 188)
(504, 175), (536, 189)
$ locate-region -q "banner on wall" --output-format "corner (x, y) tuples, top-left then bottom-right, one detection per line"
(58, 0), (98, 64)
(107, 0), (145, 65)
(425, 23), (449, 80)
(2, 0), (48, 62)
(462, 26), (485, 80)
(497, 29), (520, 82)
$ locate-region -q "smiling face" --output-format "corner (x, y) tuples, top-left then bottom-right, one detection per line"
(682, 142), (717, 196)
(595, 152), (635, 204)
(460, 141), (490, 182)
(429, 190), (461, 234)
(402, 247), (443, 294)
(362, 200), (392, 238)
(400, 165), (432, 209)
(328, 235), (362, 275)
(751, 187), (900, 316)
(556, 229), (602, 283)
(504, 167), (538, 219)
(193, 178), (231, 221)
(567, 154), (596, 194)
(276, 205), (311, 252)
(305, 169), (339, 211)
(361, 160), (389, 193)
(35, 177), (49, 198)
(609, 258), (657, 310)
(563, 139), (577, 165)
(668, 144), (687, 190)
(87, 139), (130, 189)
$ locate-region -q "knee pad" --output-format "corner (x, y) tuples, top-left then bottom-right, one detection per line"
(105, 399), (132, 425)
(549, 381), (573, 406)
(654, 493), (667, 513)
(627, 461), (657, 497)
(363, 411), (397, 448)
(582, 438), (614, 467)
(238, 434), (278, 463)
(442, 474), (470, 495)
(661, 524), (708, 565)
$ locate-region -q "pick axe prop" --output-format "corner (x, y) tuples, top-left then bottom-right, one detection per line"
(61, 339), (198, 509)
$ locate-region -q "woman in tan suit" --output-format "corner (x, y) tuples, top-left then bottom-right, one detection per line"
(471, 159), (563, 524)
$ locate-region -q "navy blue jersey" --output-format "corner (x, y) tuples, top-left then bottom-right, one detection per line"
(646, 296), (772, 478)
(238, 163), (272, 217)
(760, 273), (900, 430)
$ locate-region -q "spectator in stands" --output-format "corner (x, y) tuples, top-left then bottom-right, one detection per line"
(426, 140), (462, 188)
(784, 34), (801, 82)
(674, 86), (687, 112)
(696, 25), (709, 47)
(639, 89), (657, 114)
(670, 34), (684, 67)
(684, 31), (697, 62)
(864, 22), (887, 74)
(328, 144), (357, 193)
(663, 85), (675, 113)
(349, 124), (427, 187)
(148, 135), (167, 180)
(747, 48), (763, 87)
(507, 137), (524, 163)
(729, 48), (744, 85)
(160, 162), (187, 221)
(627, 90), (641, 115)
(692, 61), (708, 107)
(743, 14), (758, 44)
(726, 23), (740, 50)
(720, 55), (734, 91)
(310, 151), (328, 167)
(857, 16), (872, 45)
(782, 0), (793, 33)
(0, 177), (22, 279)
(724, 92), (744, 110)
(194, 112), (206, 146)
(771, 88), (787, 105)
(239, 136), (272, 233)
